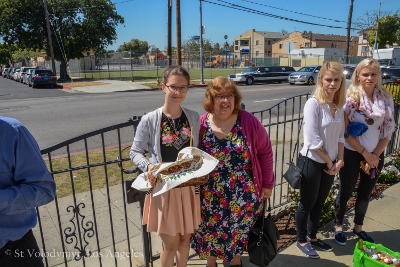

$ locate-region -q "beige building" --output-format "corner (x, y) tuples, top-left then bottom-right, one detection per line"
(233, 29), (288, 62)
(272, 31), (358, 57)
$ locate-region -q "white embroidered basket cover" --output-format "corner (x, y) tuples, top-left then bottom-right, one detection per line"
(131, 147), (219, 196)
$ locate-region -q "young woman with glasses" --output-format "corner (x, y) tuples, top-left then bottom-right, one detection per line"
(190, 76), (274, 267)
(334, 58), (395, 246)
(130, 66), (200, 267)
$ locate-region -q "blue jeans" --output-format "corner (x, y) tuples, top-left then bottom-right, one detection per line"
(335, 148), (384, 226)
(296, 155), (335, 243)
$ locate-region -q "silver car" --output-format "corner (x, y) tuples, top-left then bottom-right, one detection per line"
(288, 65), (321, 85)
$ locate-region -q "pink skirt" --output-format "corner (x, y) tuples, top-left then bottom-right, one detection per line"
(142, 186), (201, 236)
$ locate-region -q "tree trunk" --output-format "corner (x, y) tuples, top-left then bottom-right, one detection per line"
(176, 0), (182, 66)
(58, 60), (71, 81)
(345, 0), (354, 64)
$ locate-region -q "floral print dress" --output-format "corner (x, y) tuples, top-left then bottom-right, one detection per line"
(190, 114), (263, 262)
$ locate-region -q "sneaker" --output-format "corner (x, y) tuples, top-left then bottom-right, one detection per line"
(296, 242), (320, 259)
(334, 231), (347, 246)
(353, 229), (374, 243)
(307, 236), (333, 251)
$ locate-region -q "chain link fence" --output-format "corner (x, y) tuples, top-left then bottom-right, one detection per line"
(10, 51), (369, 81)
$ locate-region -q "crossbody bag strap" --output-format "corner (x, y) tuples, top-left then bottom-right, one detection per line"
(290, 118), (304, 162)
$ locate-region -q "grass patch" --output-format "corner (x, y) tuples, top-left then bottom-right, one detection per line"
(47, 147), (136, 198)
(72, 68), (239, 82)
(59, 81), (107, 87)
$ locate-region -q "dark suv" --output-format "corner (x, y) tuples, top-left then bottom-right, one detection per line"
(228, 66), (295, 85)
(381, 68), (400, 84)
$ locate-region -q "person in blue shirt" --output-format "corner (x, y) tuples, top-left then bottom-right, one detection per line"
(0, 117), (56, 266)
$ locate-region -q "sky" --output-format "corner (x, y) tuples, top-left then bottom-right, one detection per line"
(107, 0), (400, 51)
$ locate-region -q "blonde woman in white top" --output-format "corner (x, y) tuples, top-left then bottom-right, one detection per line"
(295, 62), (346, 259)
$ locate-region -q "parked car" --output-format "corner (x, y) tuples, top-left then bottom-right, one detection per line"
(19, 66), (38, 83)
(28, 69), (57, 88)
(13, 68), (21, 81)
(381, 67), (400, 84)
(7, 67), (16, 79)
(342, 64), (356, 80)
(23, 69), (34, 84)
(2, 68), (9, 78)
(228, 66), (295, 85)
(288, 65), (321, 85)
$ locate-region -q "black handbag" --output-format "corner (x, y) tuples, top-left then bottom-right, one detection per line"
(283, 120), (309, 189)
(248, 199), (279, 267)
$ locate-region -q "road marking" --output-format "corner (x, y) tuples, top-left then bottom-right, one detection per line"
(254, 98), (285, 103)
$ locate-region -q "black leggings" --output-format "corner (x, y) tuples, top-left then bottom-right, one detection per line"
(296, 155), (335, 243)
(335, 148), (384, 226)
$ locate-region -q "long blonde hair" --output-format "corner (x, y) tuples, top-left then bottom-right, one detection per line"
(347, 58), (392, 102)
(312, 61), (346, 107)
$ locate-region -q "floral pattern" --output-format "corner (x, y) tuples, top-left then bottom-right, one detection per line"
(190, 115), (263, 262)
(344, 89), (395, 140)
(160, 119), (191, 146)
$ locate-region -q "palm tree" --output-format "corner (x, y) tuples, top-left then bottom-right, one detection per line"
(224, 35), (229, 49)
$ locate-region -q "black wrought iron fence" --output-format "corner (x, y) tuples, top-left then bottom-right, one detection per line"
(36, 86), (400, 267)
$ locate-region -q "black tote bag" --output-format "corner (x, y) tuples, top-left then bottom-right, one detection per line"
(248, 199), (279, 267)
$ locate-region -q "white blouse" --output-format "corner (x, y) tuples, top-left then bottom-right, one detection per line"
(300, 98), (345, 163)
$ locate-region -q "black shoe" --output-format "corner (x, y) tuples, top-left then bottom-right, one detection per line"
(307, 236), (333, 251)
(353, 229), (374, 243)
(334, 231), (347, 246)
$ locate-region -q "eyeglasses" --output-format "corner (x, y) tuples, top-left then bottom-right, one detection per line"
(165, 84), (189, 93)
(215, 94), (235, 101)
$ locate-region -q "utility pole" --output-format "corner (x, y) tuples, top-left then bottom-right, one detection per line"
(43, 0), (56, 76)
(199, 0), (204, 84)
(345, 0), (354, 64)
(176, 0), (182, 65)
(167, 0), (172, 67)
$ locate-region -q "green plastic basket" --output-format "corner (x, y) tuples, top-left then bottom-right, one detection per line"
(353, 240), (400, 267)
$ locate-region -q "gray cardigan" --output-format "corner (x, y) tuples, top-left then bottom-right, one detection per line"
(130, 106), (200, 172)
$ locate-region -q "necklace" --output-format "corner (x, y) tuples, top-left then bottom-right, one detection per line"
(167, 116), (180, 134)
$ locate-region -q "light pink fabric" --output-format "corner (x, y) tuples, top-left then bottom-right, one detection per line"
(142, 186), (201, 236)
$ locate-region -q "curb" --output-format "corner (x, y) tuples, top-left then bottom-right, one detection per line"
(61, 85), (73, 92)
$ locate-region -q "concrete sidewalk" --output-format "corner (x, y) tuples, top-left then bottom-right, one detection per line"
(185, 182), (400, 267)
(59, 79), (209, 93)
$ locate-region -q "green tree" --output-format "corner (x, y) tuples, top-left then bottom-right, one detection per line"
(368, 14), (400, 48)
(117, 38), (149, 58)
(0, 0), (124, 80)
(12, 49), (42, 66)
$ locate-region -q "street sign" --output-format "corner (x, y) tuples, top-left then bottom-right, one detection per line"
(192, 36), (200, 41)
(223, 49), (230, 53)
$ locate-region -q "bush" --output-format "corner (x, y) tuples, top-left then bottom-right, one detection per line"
(378, 165), (400, 184)
(287, 179), (339, 225)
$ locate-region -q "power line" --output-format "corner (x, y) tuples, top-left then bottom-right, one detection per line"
(241, 0), (347, 23)
(204, 0), (361, 31)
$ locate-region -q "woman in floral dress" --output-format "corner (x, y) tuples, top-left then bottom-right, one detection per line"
(130, 66), (200, 267)
(191, 76), (274, 267)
